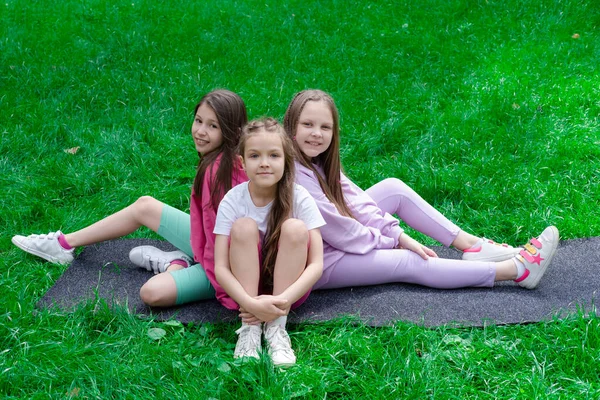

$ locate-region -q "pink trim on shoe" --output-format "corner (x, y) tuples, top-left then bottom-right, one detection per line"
(170, 259), (189, 268)
(463, 246), (482, 253)
(519, 248), (544, 265)
(514, 268), (530, 283)
(530, 237), (542, 248)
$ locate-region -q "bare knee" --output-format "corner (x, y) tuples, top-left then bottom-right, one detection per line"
(133, 196), (160, 215)
(230, 218), (260, 243)
(139, 281), (160, 306)
(140, 275), (175, 307)
(280, 218), (308, 246)
(131, 196), (163, 229)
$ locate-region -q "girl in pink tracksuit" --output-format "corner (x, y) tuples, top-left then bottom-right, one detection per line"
(283, 89), (559, 291)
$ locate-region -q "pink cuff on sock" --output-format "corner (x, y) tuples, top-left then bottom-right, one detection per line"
(170, 259), (188, 268)
(58, 233), (74, 250)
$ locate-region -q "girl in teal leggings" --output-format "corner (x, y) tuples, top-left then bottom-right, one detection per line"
(12, 89), (248, 307)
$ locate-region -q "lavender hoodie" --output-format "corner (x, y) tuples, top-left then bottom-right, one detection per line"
(294, 161), (404, 270)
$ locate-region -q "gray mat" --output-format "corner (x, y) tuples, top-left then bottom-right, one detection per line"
(37, 238), (599, 327)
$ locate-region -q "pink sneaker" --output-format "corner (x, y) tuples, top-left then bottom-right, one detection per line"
(514, 226), (559, 289)
(462, 238), (521, 262)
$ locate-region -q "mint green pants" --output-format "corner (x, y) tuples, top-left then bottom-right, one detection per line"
(158, 204), (215, 304)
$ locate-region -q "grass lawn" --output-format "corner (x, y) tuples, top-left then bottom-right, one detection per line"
(1, 0), (599, 398)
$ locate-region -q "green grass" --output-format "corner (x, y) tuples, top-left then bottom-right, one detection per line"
(1, 0), (599, 398)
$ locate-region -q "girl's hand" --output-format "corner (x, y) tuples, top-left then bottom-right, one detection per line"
(246, 295), (288, 322)
(397, 233), (438, 260)
(238, 307), (260, 325)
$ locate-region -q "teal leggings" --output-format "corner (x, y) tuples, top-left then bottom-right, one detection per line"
(158, 204), (215, 304)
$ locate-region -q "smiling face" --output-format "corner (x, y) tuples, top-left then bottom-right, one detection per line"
(191, 103), (223, 155)
(241, 131), (285, 192)
(294, 100), (334, 159)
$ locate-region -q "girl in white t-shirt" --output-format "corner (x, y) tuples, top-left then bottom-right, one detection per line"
(214, 117), (325, 366)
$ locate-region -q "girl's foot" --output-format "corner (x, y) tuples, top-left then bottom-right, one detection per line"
(264, 321), (296, 366)
(11, 231), (74, 265)
(514, 226), (560, 289)
(462, 238), (521, 262)
(128, 246), (192, 274)
(234, 323), (262, 360)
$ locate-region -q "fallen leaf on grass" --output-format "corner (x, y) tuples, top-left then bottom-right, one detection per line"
(148, 327), (166, 340)
(64, 146), (80, 154)
(572, 33), (580, 39)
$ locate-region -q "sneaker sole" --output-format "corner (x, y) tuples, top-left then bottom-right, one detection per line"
(11, 236), (73, 265)
(519, 226), (559, 289)
(272, 360), (296, 367)
(233, 353), (261, 360)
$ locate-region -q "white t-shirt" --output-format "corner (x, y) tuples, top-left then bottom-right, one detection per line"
(214, 181), (326, 238)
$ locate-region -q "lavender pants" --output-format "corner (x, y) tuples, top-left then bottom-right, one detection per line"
(314, 178), (496, 289)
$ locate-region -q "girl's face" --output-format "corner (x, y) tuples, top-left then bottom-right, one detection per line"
(295, 100), (334, 158)
(191, 103), (223, 155)
(241, 132), (285, 191)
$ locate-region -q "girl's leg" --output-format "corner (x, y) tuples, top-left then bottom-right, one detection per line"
(317, 226), (559, 291)
(229, 218), (261, 297)
(64, 196), (163, 247)
(365, 179), (521, 263)
(315, 249), (499, 290)
(265, 219), (307, 367)
(140, 264), (214, 306)
(138, 204), (215, 305)
(365, 178), (479, 249)
(272, 219), (310, 308)
(12, 196), (172, 265)
(229, 218), (263, 360)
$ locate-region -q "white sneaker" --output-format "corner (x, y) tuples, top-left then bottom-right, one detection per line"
(11, 230), (74, 265)
(234, 323), (262, 360)
(128, 246), (192, 274)
(514, 226), (560, 289)
(462, 238), (521, 262)
(264, 323), (296, 366)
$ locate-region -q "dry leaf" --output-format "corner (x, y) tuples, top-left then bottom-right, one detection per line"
(64, 146), (80, 154)
(572, 33), (580, 39)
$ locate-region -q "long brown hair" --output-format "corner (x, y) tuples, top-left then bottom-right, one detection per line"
(192, 89), (248, 210)
(283, 89), (354, 218)
(238, 117), (295, 291)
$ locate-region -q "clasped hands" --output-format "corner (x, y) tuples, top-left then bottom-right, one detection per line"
(396, 232), (438, 260)
(239, 294), (289, 324)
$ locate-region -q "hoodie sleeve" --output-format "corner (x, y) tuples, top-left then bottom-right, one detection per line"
(341, 172), (404, 244)
(295, 164), (402, 254)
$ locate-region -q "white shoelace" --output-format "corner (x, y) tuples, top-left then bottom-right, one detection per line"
(265, 325), (293, 354)
(235, 325), (261, 356)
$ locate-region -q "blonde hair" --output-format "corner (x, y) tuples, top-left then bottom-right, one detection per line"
(283, 89), (354, 218)
(238, 117), (295, 291)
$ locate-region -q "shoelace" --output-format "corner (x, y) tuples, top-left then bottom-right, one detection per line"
(235, 325), (261, 354)
(265, 326), (292, 353)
